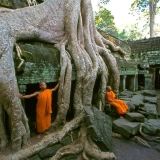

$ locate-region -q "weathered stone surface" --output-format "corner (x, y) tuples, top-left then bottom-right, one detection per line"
(130, 94), (144, 108)
(113, 118), (141, 138)
(119, 90), (134, 98)
(142, 119), (160, 136)
(119, 97), (132, 101)
(39, 144), (62, 159)
(60, 135), (72, 146)
(60, 130), (78, 146)
(142, 90), (157, 97)
(15, 43), (76, 89)
(144, 103), (158, 119)
(148, 141), (160, 152)
(0, 0), (28, 9)
(144, 96), (157, 104)
(63, 154), (78, 160)
(104, 103), (118, 117)
(85, 106), (112, 151)
(29, 154), (41, 160)
(126, 101), (136, 112)
(125, 112), (145, 122)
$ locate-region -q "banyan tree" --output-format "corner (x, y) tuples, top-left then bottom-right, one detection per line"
(0, 0), (126, 159)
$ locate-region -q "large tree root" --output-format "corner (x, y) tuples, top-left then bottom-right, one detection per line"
(139, 123), (160, 143)
(1, 112), (85, 160)
(50, 124), (116, 160)
(0, 0), (126, 152)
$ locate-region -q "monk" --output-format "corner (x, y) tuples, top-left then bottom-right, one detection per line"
(19, 78), (61, 138)
(105, 86), (128, 117)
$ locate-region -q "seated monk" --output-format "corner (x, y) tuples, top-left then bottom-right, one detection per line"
(19, 77), (61, 138)
(105, 86), (128, 117)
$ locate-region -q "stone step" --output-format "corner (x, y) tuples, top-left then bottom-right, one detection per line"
(113, 118), (141, 138)
(125, 112), (145, 122)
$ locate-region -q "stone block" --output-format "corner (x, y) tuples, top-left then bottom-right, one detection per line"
(85, 106), (112, 151)
(119, 90), (134, 98)
(126, 101), (136, 112)
(29, 154), (41, 160)
(142, 90), (157, 97)
(113, 118), (141, 138)
(144, 103), (158, 119)
(142, 119), (160, 136)
(125, 112), (145, 122)
(60, 135), (72, 146)
(131, 94), (144, 108)
(39, 144), (62, 159)
(63, 154), (78, 160)
(144, 96), (157, 104)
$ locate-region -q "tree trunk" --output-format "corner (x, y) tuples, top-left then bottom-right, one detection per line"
(149, 0), (156, 37)
(0, 0), (126, 158)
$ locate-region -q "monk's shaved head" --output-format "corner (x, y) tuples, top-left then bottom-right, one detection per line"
(106, 86), (112, 91)
(39, 82), (47, 89)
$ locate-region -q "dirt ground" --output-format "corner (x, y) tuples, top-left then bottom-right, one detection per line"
(111, 89), (160, 160)
(111, 137), (160, 160)
(1, 90), (160, 159)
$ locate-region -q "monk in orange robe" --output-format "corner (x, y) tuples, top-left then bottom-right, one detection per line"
(19, 78), (61, 138)
(105, 86), (128, 117)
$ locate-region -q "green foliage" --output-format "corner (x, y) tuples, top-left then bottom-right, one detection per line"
(94, 6), (118, 37)
(94, 5), (145, 40)
(116, 25), (144, 41)
(131, 0), (160, 13)
(130, 0), (160, 37)
(99, 0), (110, 5)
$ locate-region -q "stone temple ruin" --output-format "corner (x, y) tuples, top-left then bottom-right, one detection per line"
(1, 0), (160, 160)
(14, 33), (160, 135)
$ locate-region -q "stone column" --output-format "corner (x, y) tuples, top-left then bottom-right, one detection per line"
(132, 74), (138, 92)
(144, 74), (152, 90)
(135, 74), (138, 91)
(151, 68), (156, 89)
(123, 75), (127, 91)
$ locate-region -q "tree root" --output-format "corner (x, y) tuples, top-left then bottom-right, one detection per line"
(139, 123), (160, 143)
(15, 43), (25, 71)
(52, 38), (72, 128)
(3, 112), (85, 160)
(50, 124), (116, 160)
(0, 0), (127, 152)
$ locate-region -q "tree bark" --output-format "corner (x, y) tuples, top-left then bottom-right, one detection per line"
(149, 0), (156, 37)
(0, 0), (126, 157)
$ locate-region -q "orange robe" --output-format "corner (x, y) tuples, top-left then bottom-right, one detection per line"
(105, 91), (128, 115)
(36, 89), (52, 133)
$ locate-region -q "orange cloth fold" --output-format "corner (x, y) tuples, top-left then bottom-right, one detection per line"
(105, 91), (128, 115)
(36, 89), (52, 133)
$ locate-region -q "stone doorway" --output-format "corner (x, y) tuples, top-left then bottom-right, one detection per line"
(155, 68), (160, 89)
(138, 74), (145, 90)
(24, 82), (58, 136)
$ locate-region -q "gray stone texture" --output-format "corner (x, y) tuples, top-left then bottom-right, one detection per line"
(144, 96), (157, 104)
(85, 106), (112, 151)
(126, 101), (136, 112)
(142, 119), (160, 136)
(60, 129), (79, 146)
(29, 154), (41, 160)
(113, 118), (141, 138)
(142, 90), (157, 97)
(119, 90), (134, 98)
(125, 112), (145, 122)
(130, 94), (144, 108)
(39, 144), (62, 159)
(144, 103), (158, 119)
